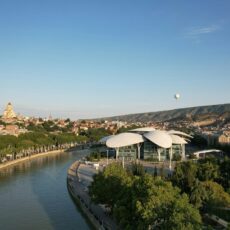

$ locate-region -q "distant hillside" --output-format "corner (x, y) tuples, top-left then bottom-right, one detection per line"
(98, 104), (230, 123)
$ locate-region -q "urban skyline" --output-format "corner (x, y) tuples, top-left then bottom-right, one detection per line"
(0, 102), (230, 120)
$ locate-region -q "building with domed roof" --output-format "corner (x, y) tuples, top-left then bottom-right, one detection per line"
(2, 102), (17, 119)
(100, 128), (192, 165)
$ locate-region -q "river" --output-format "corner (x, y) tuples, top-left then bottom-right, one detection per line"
(0, 149), (92, 230)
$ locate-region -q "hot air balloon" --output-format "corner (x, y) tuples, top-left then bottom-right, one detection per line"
(174, 93), (180, 100)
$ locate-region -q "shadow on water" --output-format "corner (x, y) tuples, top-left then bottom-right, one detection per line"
(29, 150), (93, 230)
(0, 150), (92, 230)
(67, 186), (96, 230)
(0, 152), (70, 181)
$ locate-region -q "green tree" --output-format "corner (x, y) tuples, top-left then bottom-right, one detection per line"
(0, 131), (82, 157)
(163, 193), (202, 230)
(27, 123), (46, 132)
(219, 157), (230, 192)
(117, 125), (140, 134)
(201, 181), (230, 211)
(197, 161), (219, 182)
(65, 118), (71, 123)
(172, 161), (198, 194)
(191, 134), (208, 147)
(89, 163), (131, 210)
(86, 128), (111, 142)
(154, 166), (158, 177)
(114, 175), (201, 230)
(0, 135), (17, 151)
(75, 135), (88, 143)
(89, 164), (201, 229)
(190, 179), (206, 209)
(130, 162), (145, 176)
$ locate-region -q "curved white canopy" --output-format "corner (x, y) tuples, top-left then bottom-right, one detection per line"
(106, 133), (144, 148)
(168, 130), (193, 138)
(130, 127), (156, 133)
(144, 131), (172, 148)
(170, 134), (188, 145)
(193, 149), (222, 157)
(184, 138), (192, 143)
(99, 135), (114, 144)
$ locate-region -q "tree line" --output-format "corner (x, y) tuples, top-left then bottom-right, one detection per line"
(172, 157), (230, 219)
(89, 163), (202, 229)
(89, 157), (230, 229)
(0, 125), (115, 162)
(0, 132), (88, 158)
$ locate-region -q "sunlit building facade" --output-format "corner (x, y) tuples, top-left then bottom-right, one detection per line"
(100, 129), (192, 162)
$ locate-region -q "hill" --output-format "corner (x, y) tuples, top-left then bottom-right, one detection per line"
(97, 104), (230, 123)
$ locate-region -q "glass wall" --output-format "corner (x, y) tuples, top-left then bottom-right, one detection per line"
(118, 145), (137, 161)
(172, 144), (182, 159)
(143, 140), (158, 161)
(158, 147), (169, 161)
(115, 142), (185, 162)
(142, 140), (169, 161)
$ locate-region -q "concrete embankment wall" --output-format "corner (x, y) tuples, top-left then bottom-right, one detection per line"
(67, 161), (117, 230)
(67, 161), (103, 230)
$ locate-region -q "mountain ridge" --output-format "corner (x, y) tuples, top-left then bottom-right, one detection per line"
(95, 103), (230, 123)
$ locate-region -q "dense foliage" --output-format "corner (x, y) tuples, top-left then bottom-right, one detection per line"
(172, 158), (230, 213)
(190, 134), (208, 147)
(0, 124), (112, 158)
(89, 163), (202, 229)
(86, 152), (102, 161)
(27, 120), (73, 133)
(84, 128), (111, 142)
(0, 132), (88, 156)
(117, 125), (140, 134)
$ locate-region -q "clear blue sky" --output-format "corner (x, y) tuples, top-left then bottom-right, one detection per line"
(0, 0), (230, 119)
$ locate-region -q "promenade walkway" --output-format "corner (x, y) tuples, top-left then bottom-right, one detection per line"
(67, 161), (117, 230)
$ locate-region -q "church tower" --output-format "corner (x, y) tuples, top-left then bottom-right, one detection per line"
(2, 102), (17, 119)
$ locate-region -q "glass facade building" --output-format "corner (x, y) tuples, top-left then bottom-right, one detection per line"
(117, 141), (185, 162)
(104, 130), (190, 162)
(141, 140), (169, 161)
(117, 145), (137, 160)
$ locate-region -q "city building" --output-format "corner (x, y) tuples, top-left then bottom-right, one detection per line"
(2, 102), (17, 120)
(100, 128), (192, 163)
(200, 130), (230, 146)
(218, 131), (230, 145)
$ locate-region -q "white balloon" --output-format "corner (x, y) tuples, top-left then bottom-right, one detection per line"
(174, 93), (180, 100)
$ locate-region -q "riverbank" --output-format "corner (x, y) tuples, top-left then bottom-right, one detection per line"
(67, 160), (117, 230)
(0, 148), (91, 229)
(0, 149), (66, 170)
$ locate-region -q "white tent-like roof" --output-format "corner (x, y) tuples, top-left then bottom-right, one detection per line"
(168, 130), (193, 138)
(130, 127), (156, 133)
(106, 133), (144, 148)
(144, 131), (172, 148)
(193, 149), (222, 158)
(170, 134), (188, 145)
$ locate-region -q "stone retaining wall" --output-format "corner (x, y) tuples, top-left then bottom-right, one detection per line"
(67, 161), (116, 230)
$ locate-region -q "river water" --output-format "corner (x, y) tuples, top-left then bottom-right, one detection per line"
(0, 150), (92, 230)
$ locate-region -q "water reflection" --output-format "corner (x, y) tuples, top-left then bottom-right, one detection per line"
(0, 150), (91, 230)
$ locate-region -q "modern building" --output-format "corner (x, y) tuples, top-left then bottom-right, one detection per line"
(100, 128), (192, 165)
(193, 149), (223, 159)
